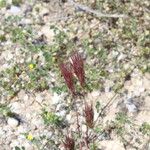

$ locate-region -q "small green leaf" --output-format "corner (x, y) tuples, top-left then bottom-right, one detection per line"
(15, 146), (21, 150)
(95, 101), (101, 113)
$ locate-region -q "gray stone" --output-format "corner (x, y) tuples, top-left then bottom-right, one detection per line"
(52, 93), (61, 105)
(9, 6), (21, 14)
(7, 117), (19, 128)
(35, 94), (44, 103)
(56, 110), (66, 117)
(124, 98), (138, 113)
(126, 103), (137, 113)
(9, 102), (22, 114)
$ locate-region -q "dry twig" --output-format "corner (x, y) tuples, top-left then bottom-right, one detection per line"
(68, 0), (128, 18)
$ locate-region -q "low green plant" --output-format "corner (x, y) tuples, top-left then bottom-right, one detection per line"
(0, 0), (6, 8)
(0, 65), (22, 98)
(26, 66), (49, 91)
(14, 146), (25, 150)
(52, 85), (68, 95)
(90, 142), (98, 150)
(141, 47), (150, 59)
(41, 109), (63, 127)
(11, 27), (32, 44)
(0, 34), (6, 42)
(12, 0), (22, 6)
(140, 122), (150, 136)
(113, 112), (130, 136)
(0, 104), (13, 117)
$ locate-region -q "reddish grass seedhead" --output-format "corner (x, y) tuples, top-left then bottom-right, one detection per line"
(60, 62), (75, 95)
(71, 52), (85, 87)
(84, 102), (94, 128)
(63, 135), (75, 150)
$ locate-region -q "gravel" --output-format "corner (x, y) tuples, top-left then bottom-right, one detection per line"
(0, 0), (149, 150)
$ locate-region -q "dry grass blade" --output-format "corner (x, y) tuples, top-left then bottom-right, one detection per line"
(68, 0), (128, 18)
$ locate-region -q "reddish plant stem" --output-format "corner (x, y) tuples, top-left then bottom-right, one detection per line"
(76, 105), (83, 150)
(60, 62), (75, 95)
(84, 126), (90, 150)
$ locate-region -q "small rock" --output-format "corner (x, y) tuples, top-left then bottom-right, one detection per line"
(0, 127), (5, 137)
(7, 117), (19, 127)
(25, 96), (34, 106)
(52, 93), (61, 105)
(124, 98), (138, 113)
(66, 114), (71, 121)
(20, 18), (32, 25)
(5, 52), (13, 61)
(41, 26), (55, 42)
(9, 102), (22, 114)
(94, 110), (99, 121)
(10, 140), (20, 148)
(56, 110), (66, 117)
(124, 80), (132, 89)
(105, 87), (111, 93)
(40, 8), (49, 16)
(91, 90), (100, 97)
(18, 90), (26, 100)
(124, 63), (130, 70)
(126, 103), (137, 113)
(143, 77), (150, 90)
(70, 124), (77, 132)
(9, 6), (21, 14)
(117, 53), (126, 61)
(35, 94), (43, 103)
(23, 142), (34, 150)
(145, 73), (150, 79)
(81, 124), (87, 133)
(25, 113), (31, 120)
(23, 94), (29, 101)
(112, 50), (119, 57)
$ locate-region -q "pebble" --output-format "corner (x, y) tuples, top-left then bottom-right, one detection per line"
(105, 86), (111, 93)
(9, 102), (22, 114)
(126, 103), (137, 113)
(40, 8), (49, 16)
(5, 52), (13, 61)
(9, 6), (21, 14)
(81, 124), (87, 133)
(91, 90), (100, 97)
(143, 77), (150, 90)
(41, 26), (55, 42)
(52, 93), (61, 105)
(56, 110), (66, 117)
(117, 53), (126, 61)
(23, 94), (29, 101)
(66, 114), (71, 121)
(7, 117), (19, 128)
(0, 127), (5, 137)
(10, 140), (20, 148)
(23, 142), (34, 150)
(35, 94), (43, 103)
